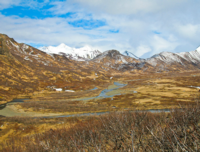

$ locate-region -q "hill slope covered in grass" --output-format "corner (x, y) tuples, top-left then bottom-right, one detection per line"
(0, 34), (111, 103)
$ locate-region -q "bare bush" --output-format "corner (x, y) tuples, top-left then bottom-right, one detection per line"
(1, 101), (200, 151)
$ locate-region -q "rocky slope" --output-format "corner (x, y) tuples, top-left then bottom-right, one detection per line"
(90, 50), (147, 72)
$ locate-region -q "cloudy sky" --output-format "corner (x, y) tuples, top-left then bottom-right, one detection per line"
(0, 0), (200, 58)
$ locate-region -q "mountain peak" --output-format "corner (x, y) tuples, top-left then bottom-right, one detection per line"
(80, 45), (93, 51)
(100, 49), (121, 57)
(107, 49), (120, 54)
(196, 46), (200, 52)
(39, 44), (101, 61)
(58, 43), (67, 47)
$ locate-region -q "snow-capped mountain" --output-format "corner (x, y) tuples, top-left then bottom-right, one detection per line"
(123, 51), (141, 59)
(3, 32), (200, 74)
(91, 50), (144, 71)
(176, 46), (200, 64)
(39, 43), (101, 61)
(93, 50), (130, 63)
(146, 47), (200, 68)
(146, 52), (184, 67)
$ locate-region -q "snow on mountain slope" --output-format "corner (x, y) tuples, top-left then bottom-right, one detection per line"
(146, 46), (200, 68)
(90, 50), (145, 71)
(39, 44), (101, 61)
(146, 52), (184, 67)
(176, 46), (200, 63)
(123, 51), (141, 59)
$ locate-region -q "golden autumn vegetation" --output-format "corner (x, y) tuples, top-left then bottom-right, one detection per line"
(0, 100), (200, 151)
(1, 33), (200, 151)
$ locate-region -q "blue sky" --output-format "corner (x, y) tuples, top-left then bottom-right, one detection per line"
(0, 0), (200, 58)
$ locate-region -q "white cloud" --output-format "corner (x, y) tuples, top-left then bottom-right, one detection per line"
(1, 0), (200, 58)
(151, 35), (179, 53)
(0, 13), (122, 52)
(135, 45), (151, 57)
(176, 24), (200, 39)
(0, 0), (21, 9)
(66, 0), (188, 15)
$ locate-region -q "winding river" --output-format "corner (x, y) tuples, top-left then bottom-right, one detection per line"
(0, 82), (170, 118)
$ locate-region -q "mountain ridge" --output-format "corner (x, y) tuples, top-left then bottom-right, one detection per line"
(39, 44), (101, 61)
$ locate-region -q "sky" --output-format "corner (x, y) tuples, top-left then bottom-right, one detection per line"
(0, 0), (200, 58)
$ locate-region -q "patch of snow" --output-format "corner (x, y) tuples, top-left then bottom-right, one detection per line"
(65, 90), (75, 92)
(24, 56), (32, 62)
(196, 46), (200, 52)
(146, 58), (157, 67)
(55, 88), (62, 91)
(121, 56), (128, 64)
(190, 86), (200, 89)
(22, 44), (29, 52)
(9, 40), (19, 49)
(29, 50), (34, 55)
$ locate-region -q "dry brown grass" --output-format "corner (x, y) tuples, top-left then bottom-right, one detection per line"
(0, 116), (83, 145)
(1, 101), (200, 151)
(11, 71), (200, 115)
(18, 100), (112, 114)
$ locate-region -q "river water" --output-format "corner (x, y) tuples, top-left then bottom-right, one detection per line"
(0, 82), (170, 118)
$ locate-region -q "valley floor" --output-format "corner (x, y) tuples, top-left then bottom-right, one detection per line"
(1, 102), (200, 151)
(1, 70), (200, 151)
(2, 70), (199, 117)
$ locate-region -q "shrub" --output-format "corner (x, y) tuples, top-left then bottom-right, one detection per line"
(1, 102), (200, 151)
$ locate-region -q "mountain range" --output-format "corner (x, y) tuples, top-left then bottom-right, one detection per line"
(1, 33), (200, 102)
(39, 43), (200, 72)
(39, 44), (101, 61)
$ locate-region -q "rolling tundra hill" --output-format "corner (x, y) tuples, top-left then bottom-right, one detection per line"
(0, 34), (110, 103)
(1, 33), (200, 103)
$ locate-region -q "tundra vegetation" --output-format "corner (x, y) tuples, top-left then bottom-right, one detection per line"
(0, 100), (200, 151)
(1, 71), (200, 152)
(14, 71), (200, 114)
(1, 33), (200, 151)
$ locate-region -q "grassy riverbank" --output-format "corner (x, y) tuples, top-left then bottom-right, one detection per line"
(1, 101), (200, 151)
(1, 71), (200, 151)
(8, 71), (200, 116)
